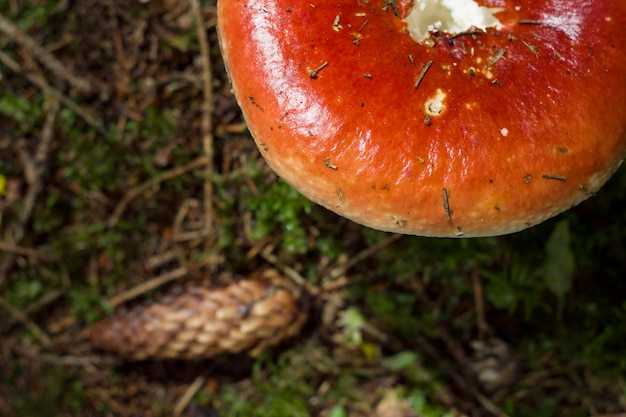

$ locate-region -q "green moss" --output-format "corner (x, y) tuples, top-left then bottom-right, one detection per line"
(218, 353), (314, 417)
(5, 363), (85, 416)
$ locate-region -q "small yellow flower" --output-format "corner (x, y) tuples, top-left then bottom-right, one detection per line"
(0, 175), (6, 196)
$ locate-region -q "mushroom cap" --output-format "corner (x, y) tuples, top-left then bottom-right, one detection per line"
(218, 0), (626, 237)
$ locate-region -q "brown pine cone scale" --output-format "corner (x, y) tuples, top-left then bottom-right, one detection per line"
(89, 270), (307, 360)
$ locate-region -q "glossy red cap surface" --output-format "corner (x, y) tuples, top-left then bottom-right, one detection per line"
(218, 0), (626, 237)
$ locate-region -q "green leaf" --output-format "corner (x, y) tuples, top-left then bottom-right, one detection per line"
(328, 405), (347, 417)
(341, 308), (366, 345)
(382, 351), (419, 372)
(543, 219), (575, 300)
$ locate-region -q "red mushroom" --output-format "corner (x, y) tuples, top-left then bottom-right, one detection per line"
(217, 0), (626, 237)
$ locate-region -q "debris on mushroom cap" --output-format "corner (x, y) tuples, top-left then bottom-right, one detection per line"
(218, 0), (626, 237)
(89, 270), (307, 360)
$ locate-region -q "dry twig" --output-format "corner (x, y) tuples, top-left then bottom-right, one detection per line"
(189, 0), (216, 236)
(412, 331), (510, 417)
(0, 296), (52, 346)
(470, 265), (488, 340)
(107, 156), (209, 228)
(411, 275), (510, 417)
(260, 241), (317, 295)
(0, 50), (106, 134)
(107, 266), (189, 308)
(0, 98), (60, 286)
(0, 241), (54, 261)
(173, 376), (206, 417)
(0, 12), (92, 93)
(327, 233), (403, 281)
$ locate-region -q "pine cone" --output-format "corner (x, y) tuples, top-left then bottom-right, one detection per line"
(89, 270), (307, 360)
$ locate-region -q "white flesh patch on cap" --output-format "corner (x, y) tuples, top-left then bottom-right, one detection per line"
(425, 89), (447, 116)
(403, 0), (502, 42)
